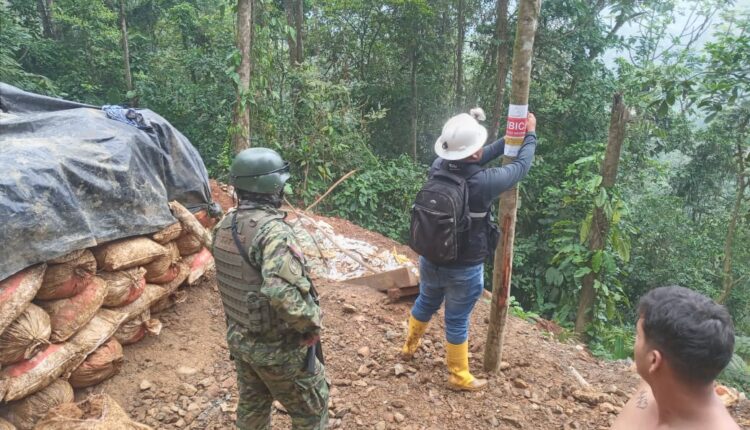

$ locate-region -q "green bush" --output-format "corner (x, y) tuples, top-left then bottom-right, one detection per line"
(327, 156), (426, 242)
(718, 354), (750, 394)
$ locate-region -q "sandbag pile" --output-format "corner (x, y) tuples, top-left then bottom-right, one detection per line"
(0, 202), (215, 429)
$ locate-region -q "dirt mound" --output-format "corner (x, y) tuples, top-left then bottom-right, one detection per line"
(89, 183), (750, 429)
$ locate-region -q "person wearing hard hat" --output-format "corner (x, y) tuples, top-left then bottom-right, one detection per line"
(402, 108), (537, 391)
(211, 148), (328, 429)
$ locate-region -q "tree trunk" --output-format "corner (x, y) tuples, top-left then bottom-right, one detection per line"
(118, 0), (136, 106)
(283, 0), (303, 66)
(232, 0), (253, 154)
(454, 0), (465, 111)
(37, 0), (55, 39)
(294, 0), (303, 64)
(484, 0), (541, 373)
(410, 46), (418, 162)
(488, 0), (510, 142)
(717, 120), (749, 304)
(574, 93), (628, 335)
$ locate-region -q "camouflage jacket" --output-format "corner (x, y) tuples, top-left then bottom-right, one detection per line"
(219, 204), (322, 365)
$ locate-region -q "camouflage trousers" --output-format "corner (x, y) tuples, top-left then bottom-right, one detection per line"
(232, 349), (329, 429)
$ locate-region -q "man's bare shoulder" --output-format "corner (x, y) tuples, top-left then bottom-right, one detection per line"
(611, 383), (657, 430)
(611, 383), (741, 430)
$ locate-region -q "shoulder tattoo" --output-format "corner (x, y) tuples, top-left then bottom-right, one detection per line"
(636, 390), (648, 410)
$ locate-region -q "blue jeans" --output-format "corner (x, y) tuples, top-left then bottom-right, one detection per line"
(410, 257), (484, 344)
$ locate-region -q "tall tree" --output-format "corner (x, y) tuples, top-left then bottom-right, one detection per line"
(717, 117), (749, 304)
(232, 0), (253, 153)
(488, 0), (509, 142)
(484, 0), (541, 373)
(410, 44), (418, 162)
(118, 0), (135, 106)
(284, 0), (303, 66)
(454, 0), (465, 111)
(574, 93), (629, 335)
(36, 0), (55, 38)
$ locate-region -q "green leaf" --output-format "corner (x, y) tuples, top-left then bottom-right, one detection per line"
(594, 188), (608, 207)
(575, 267), (592, 278)
(580, 213), (593, 244)
(611, 229), (631, 262)
(545, 267), (564, 286)
(591, 250), (603, 273)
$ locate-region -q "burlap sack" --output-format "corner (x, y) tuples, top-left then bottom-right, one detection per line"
(113, 311), (161, 346)
(0, 265), (46, 335)
(183, 248), (215, 285)
(37, 277), (107, 343)
(0, 310), (126, 403)
(143, 242), (180, 282)
(2, 379), (73, 430)
(0, 417), (15, 430)
(35, 394), (152, 430)
(0, 344), (78, 403)
(169, 201), (212, 248)
(161, 262), (189, 295)
(100, 268), (146, 308)
(149, 290), (187, 314)
(92, 238), (167, 272)
(151, 223), (182, 244)
(47, 250), (86, 265)
(68, 338), (123, 388)
(68, 309), (128, 353)
(0, 304), (51, 365)
(36, 251), (96, 300)
(175, 232), (202, 256)
(114, 284), (169, 321)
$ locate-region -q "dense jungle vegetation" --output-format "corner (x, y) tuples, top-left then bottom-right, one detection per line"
(2, 0), (748, 386)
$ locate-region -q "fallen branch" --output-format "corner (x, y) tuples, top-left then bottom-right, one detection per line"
(282, 199), (331, 271)
(569, 365), (591, 388)
(305, 169), (358, 212)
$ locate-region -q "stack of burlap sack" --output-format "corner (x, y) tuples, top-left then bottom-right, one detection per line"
(0, 202), (216, 430)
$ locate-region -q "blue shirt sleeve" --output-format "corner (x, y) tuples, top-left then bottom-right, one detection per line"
(479, 133), (537, 203)
(479, 138), (505, 165)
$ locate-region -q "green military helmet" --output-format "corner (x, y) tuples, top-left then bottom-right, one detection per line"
(230, 147), (291, 194)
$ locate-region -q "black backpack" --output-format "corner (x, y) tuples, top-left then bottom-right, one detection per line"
(409, 164), (481, 264)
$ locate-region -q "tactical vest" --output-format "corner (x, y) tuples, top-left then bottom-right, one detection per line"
(213, 208), (288, 334)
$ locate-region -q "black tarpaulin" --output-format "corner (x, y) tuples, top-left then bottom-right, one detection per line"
(0, 83), (218, 281)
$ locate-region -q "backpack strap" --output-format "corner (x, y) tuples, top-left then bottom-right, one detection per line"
(436, 161), (485, 218)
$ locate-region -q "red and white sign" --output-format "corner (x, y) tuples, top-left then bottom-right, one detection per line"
(506, 116), (527, 138)
(504, 104), (528, 157)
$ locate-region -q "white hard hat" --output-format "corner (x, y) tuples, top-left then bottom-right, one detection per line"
(434, 113), (488, 160)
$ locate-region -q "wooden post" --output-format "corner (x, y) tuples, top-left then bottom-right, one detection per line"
(483, 0), (541, 373)
(574, 93), (628, 335)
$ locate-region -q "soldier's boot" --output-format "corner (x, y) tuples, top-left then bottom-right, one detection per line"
(400, 315), (429, 360)
(446, 341), (487, 391)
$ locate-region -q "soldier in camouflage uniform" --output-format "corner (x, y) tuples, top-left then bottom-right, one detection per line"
(212, 147), (328, 430)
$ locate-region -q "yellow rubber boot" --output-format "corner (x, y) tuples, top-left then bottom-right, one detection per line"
(400, 315), (429, 359)
(445, 341), (487, 391)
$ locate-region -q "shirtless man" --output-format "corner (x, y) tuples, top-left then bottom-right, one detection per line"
(612, 286), (740, 430)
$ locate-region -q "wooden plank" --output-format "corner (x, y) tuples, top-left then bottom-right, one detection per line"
(345, 267), (418, 291)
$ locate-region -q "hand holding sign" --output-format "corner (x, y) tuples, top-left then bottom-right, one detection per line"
(527, 112), (536, 133)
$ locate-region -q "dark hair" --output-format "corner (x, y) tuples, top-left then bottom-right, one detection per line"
(638, 286), (734, 384)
